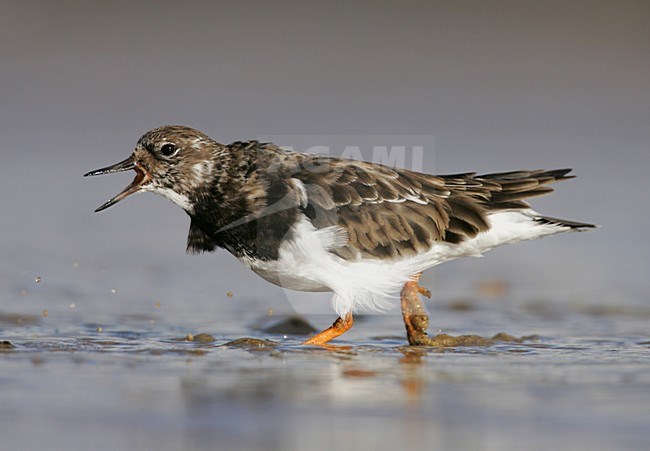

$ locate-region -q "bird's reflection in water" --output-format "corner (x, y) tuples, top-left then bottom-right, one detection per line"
(399, 347), (428, 404)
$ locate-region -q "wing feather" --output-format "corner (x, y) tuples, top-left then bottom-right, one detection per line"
(290, 155), (575, 261)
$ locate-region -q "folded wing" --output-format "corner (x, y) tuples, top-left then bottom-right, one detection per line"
(291, 156), (576, 261)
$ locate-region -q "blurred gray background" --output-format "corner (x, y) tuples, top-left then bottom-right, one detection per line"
(1, 1), (648, 322)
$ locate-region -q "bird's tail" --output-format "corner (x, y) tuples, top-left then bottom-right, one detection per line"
(534, 215), (597, 230)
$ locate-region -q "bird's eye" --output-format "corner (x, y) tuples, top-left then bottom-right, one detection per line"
(160, 143), (177, 157)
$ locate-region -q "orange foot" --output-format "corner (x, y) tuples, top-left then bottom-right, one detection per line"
(400, 273), (436, 346)
(303, 313), (353, 346)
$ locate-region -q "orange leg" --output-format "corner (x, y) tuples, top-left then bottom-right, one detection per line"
(303, 313), (353, 345)
(400, 273), (435, 346)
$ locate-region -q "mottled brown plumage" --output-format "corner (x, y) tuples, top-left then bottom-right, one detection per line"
(86, 125), (595, 345)
(86, 126), (592, 264)
(280, 154), (581, 261)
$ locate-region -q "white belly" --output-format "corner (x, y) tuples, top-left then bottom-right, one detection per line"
(238, 210), (569, 317)
(246, 263), (332, 292)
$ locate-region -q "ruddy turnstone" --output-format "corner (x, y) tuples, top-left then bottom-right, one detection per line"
(85, 125), (595, 346)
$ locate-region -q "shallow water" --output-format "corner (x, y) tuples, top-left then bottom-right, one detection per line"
(2, 297), (649, 451)
(2, 2), (650, 450)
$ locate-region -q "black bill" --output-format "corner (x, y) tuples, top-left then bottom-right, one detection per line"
(84, 156), (150, 212)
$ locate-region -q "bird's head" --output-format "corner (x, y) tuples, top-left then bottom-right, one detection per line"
(85, 125), (222, 213)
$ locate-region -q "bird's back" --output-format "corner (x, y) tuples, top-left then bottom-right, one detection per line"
(280, 150), (594, 262)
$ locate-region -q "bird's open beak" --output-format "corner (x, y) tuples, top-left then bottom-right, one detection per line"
(84, 156), (151, 212)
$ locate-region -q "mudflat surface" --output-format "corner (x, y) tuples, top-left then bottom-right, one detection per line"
(2, 2), (649, 450)
(2, 296), (649, 451)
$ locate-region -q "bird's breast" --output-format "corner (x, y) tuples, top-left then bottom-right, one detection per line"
(240, 256), (332, 292)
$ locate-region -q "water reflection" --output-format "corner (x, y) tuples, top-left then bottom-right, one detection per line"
(1, 308), (650, 450)
(399, 347), (428, 404)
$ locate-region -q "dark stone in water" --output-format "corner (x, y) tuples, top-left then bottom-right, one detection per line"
(1, 340), (15, 349)
(222, 338), (279, 348)
(491, 332), (524, 343)
(191, 333), (216, 343)
(259, 316), (317, 335)
(407, 332), (526, 348)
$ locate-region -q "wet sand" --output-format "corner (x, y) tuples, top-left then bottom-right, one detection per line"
(1, 2), (649, 449)
(1, 301), (649, 451)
